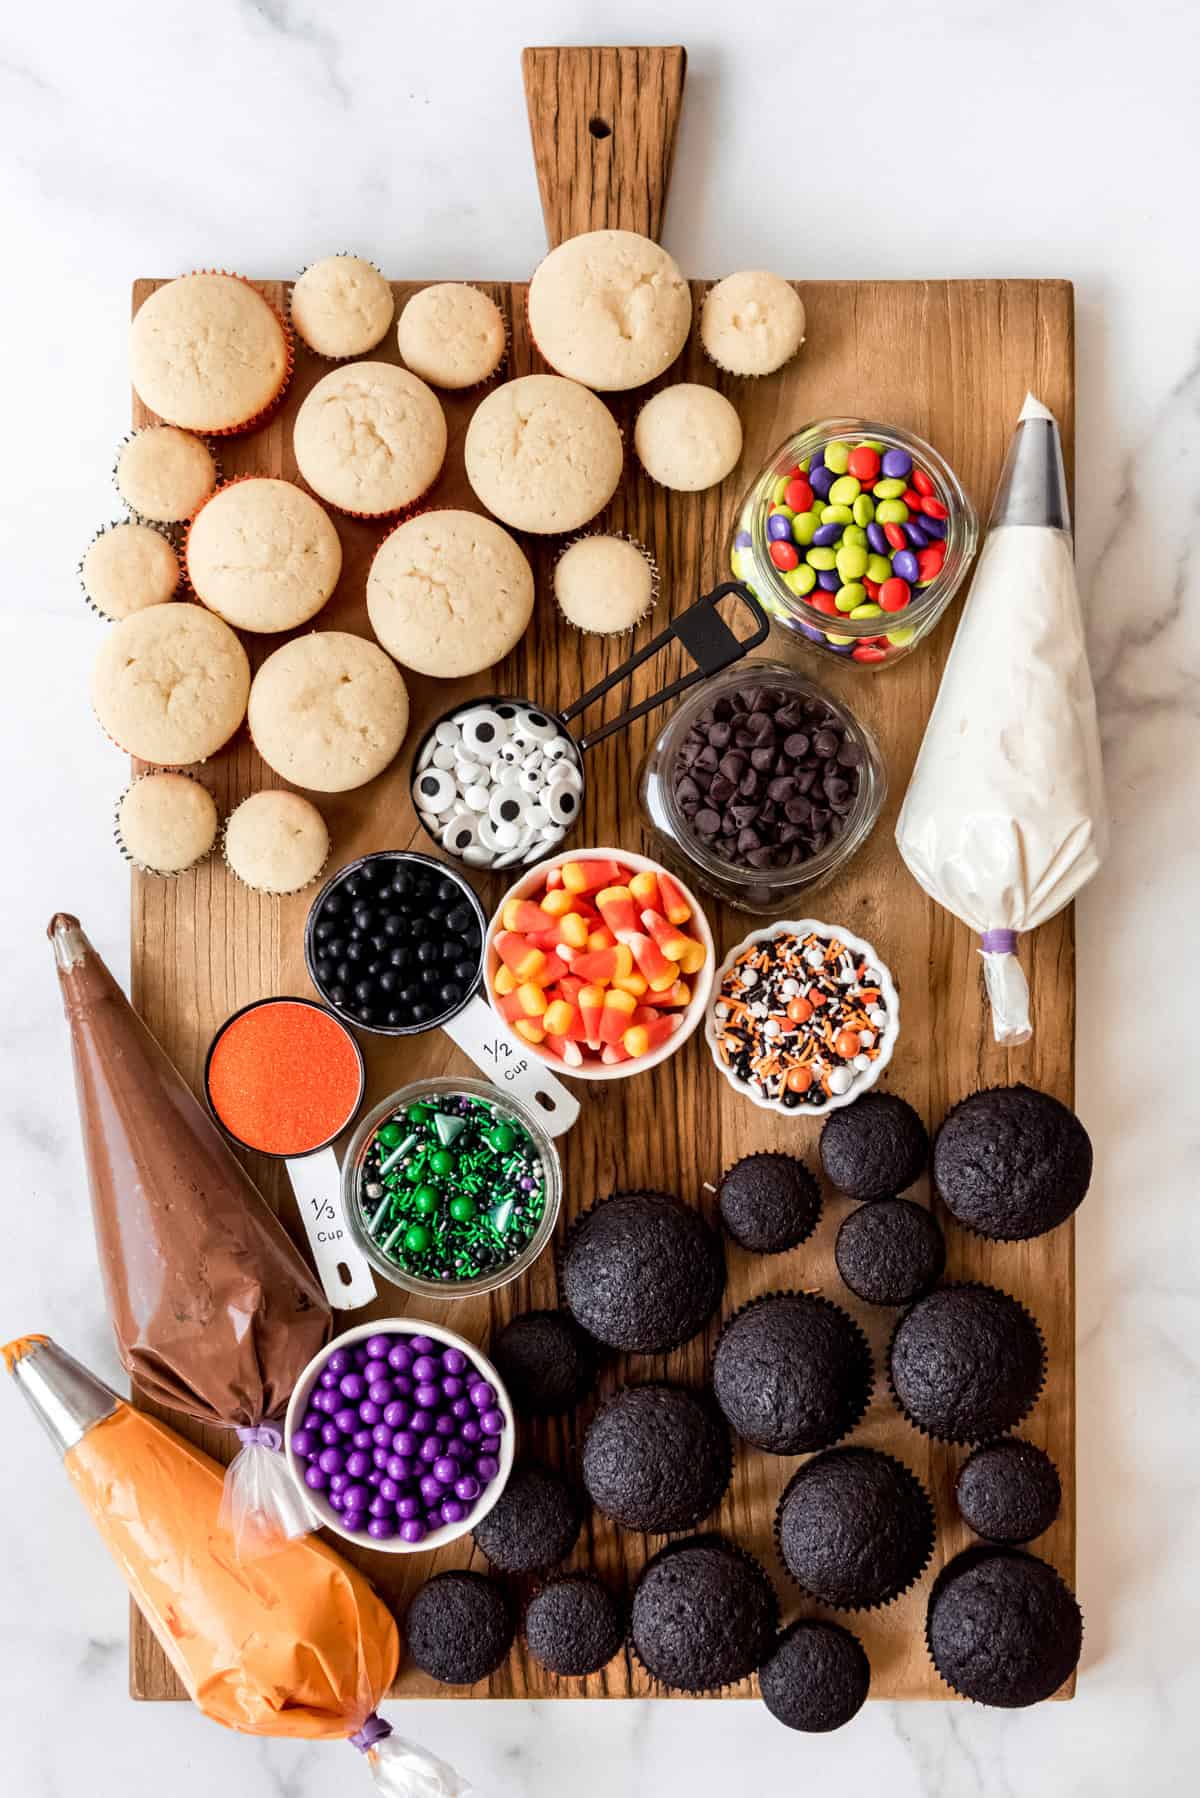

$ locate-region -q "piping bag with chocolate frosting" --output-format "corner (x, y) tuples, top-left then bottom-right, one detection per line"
(48, 912), (332, 1558)
(5, 1336), (468, 1795)
(895, 395), (1106, 1043)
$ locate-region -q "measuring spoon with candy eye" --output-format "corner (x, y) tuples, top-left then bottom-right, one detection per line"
(410, 581), (770, 871)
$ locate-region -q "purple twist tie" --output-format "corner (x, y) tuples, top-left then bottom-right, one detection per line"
(235, 1423), (283, 1451)
(980, 929), (1018, 955)
(349, 1712), (393, 1754)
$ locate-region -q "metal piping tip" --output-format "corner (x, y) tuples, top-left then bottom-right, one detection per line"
(5, 1335), (119, 1456)
(988, 394), (1071, 534)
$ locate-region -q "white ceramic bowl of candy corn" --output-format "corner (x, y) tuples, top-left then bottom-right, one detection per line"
(483, 847), (715, 1081)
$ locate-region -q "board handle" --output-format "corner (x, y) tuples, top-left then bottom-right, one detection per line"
(521, 45), (687, 246)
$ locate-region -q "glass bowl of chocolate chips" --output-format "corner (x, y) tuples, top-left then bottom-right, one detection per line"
(638, 661), (885, 913)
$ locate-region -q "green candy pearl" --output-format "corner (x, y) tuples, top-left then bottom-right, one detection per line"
(429, 1149), (454, 1176)
(403, 1223), (431, 1253)
(486, 1124), (515, 1154)
(406, 1102), (432, 1124)
(449, 1195), (477, 1222)
(413, 1185), (439, 1215)
(377, 1122), (403, 1148)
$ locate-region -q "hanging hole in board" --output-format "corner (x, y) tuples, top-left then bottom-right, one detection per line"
(337, 1262), (353, 1287)
(533, 1089), (556, 1113)
(588, 117), (612, 140)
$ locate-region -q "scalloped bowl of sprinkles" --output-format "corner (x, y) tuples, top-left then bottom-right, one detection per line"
(342, 1077), (562, 1298)
(706, 920), (899, 1115)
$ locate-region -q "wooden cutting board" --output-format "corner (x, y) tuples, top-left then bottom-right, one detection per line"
(128, 45), (1075, 1702)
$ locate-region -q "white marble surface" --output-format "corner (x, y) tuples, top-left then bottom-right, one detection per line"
(1, 1), (1197, 1792)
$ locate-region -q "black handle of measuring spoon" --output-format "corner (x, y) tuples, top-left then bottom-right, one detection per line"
(560, 582), (771, 753)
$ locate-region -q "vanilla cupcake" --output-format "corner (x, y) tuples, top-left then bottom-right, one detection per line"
(115, 771), (219, 876)
(528, 229), (692, 391)
(397, 283), (506, 389)
(223, 790), (330, 894)
(367, 509), (533, 678)
(185, 477), (342, 632)
(114, 426), (219, 525)
(293, 362), (447, 516)
(248, 631), (409, 792)
(130, 273), (291, 434)
(290, 254), (395, 359)
(700, 273), (806, 377)
(92, 604), (250, 765)
(635, 384), (743, 492)
(554, 534), (657, 635)
(81, 521), (180, 621)
(464, 374), (622, 533)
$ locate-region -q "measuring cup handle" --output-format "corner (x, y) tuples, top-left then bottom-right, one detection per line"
(562, 581), (771, 751)
(285, 1148), (379, 1311)
(442, 995), (581, 1137)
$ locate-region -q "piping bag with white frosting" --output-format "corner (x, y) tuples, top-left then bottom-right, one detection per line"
(895, 394), (1106, 1044)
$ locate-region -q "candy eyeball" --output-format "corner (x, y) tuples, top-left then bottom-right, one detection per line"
(517, 766), (543, 793)
(413, 768), (457, 814)
(545, 784), (580, 826)
(442, 816), (480, 855)
(460, 707), (508, 756)
(542, 736), (573, 763)
(514, 709), (559, 745)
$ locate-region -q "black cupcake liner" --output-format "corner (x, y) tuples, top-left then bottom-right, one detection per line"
(581, 1381), (734, 1533)
(923, 1545), (1084, 1706)
(772, 1446), (936, 1613)
(716, 1151), (823, 1255)
(710, 1289), (873, 1455)
(627, 1532), (780, 1696)
(885, 1281), (1048, 1446)
(111, 427), (223, 535)
(556, 1190), (726, 1356)
(551, 529), (660, 636)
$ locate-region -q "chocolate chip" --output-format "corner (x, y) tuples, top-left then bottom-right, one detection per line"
(737, 827), (761, 853)
(676, 775), (701, 805)
(708, 721), (732, 749)
(785, 795), (812, 824)
(738, 770), (760, 799)
(718, 750), (746, 782)
(768, 776), (795, 803)
(783, 732), (809, 759)
(695, 745), (719, 772)
(838, 739), (864, 767)
(707, 775), (735, 803)
(694, 808), (721, 836)
(750, 746), (775, 773)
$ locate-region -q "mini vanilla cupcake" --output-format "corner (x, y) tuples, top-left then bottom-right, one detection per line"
(81, 521), (180, 621)
(293, 362), (447, 517)
(248, 631), (409, 792)
(367, 509), (533, 677)
(223, 789), (330, 894)
(464, 374), (622, 533)
(700, 272), (806, 377)
(634, 384), (743, 492)
(397, 283), (507, 390)
(185, 477), (342, 632)
(528, 229), (691, 392)
(290, 254), (395, 359)
(92, 604), (250, 765)
(114, 770), (219, 876)
(553, 533), (658, 635)
(130, 273), (292, 434)
(114, 426), (219, 526)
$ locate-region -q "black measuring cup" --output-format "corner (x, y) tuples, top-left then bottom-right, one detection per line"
(410, 581), (771, 871)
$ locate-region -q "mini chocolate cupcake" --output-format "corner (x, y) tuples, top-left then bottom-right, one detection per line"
(933, 1084), (1093, 1241)
(926, 1547), (1083, 1706)
(775, 1447), (935, 1610)
(819, 1091), (929, 1200)
(712, 1293), (872, 1455)
(630, 1535), (779, 1693)
(404, 1570), (514, 1686)
(758, 1620), (871, 1733)
(955, 1437), (1062, 1544)
(835, 1199), (946, 1306)
(889, 1284), (1046, 1443)
(717, 1152), (821, 1254)
(490, 1309), (595, 1414)
(561, 1191), (725, 1355)
(471, 1460), (582, 1574)
(583, 1385), (732, 1532)
(523, 1573), (624, 1678)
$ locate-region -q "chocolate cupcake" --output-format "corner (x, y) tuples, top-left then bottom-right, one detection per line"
(775, 1447), (935, 1610)
(835, 1199), (946, 1306)
(717, 1152), (821, 1254)
(583, 1384), (732, 1532)
(490, 1309), (595, 1415)
(758, 1620), (871, 1733)
(523, 1573), (624, 1677)
(561, 1191), (725, 1355)
(933, 1083), (1093, 1241)
(471, 1459), (583, 1574)
(630, 1535), (779, 1693)
(404, 1570), (514, 1686)
(819, 1091), (929, 1200)
(889, 1284), (1046, 1443)
(926, 1547), (1083, 1706)
(712, 1293), (872, 1455)
(955, 1437), (1062, 1544)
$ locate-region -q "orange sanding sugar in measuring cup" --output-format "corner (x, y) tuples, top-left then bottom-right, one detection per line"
(206, 998), (365, 1156)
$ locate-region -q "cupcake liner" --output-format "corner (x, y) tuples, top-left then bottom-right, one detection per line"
(697, 275), (807, 379)
(710, 1289), (873, 1454)
(180, 270), (295, 436)
(219, 790), (332, 898)
(923, 1545), (1084, 1705)
(551, 529), (660, 636)
(556, 1189), (725, 1354)
(885, 1281), (1048, 1445)
(113, 767), (219, 878)
(716, 1151), (823, 1255)
(582, 1382), (734, 1533)
(627, 1532), (780, 1695)
(772, 1446), (937, 1614)
(111, 427), (223, 534)
(79, 518), (183, 622)
(287, 252), (394, 363)
(397, 282), (511, 393)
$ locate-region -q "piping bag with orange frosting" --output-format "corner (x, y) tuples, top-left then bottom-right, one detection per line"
(48, 912), (332, 1558)
(5, 1335), (468, 1795)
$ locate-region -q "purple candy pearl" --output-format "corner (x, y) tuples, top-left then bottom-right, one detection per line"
(368, 1517), (396, 1540)
(327, 1348), (351, 1375)
(358, 1400), (382, 1426)
(460, 1420), (482, 1444)
(368, 1381), (395, 1408)
(379, 1477), (402, 1502)
(367, 1469), (383, 1487)
(319, 1367), (339, 1390)
(393, 1430), (419, 1457)
(419, 1437), (441, 1464)
(432, 1457), (460, 1485)
(372, 1446), (391, 1469)
(419, 1475), (445, 1504)
(434, 1415), (457, 1439)
(344, 1510), (367, 1533)
(441, 1376), (464, 1401)
(344, 1483), (369, 1511)
(442, 1348), (467, 1375)
(372, 1423), (394, 1447)
(320, 1421), (341, 1447)
(383, 1400), (410, 1428)
(480, 1435), (500, 1455)
(409, 1409), (433, 1434)
(469, 1381), (495, 1411)
(365, 1334), (391, 1360)
(414, 1383), (440, 1408)
(311, 1389), (334, 1415)
(450, 1397), (472, 1421)
(338, 1372), (366, 1401)
(386, 1454), (415, 1481)
(291, 1429), (315, 1458)
(400, 1519), (426, 1544)
(329, 1491), (346, 1512)
(476, 1455), (500, 1481)
(440, 1499), (467, 1525)
(387, 1342), (413, 1372)
(304, 1464), (328, 1491)
(454, 1475), (480, 1502)
(480, 1409), (506, 1436)
(397, 1496), (421, 1520)
(408, 1335), (435, 1355)
(328, 1471), (351, 1495)
(412, 1355), (439, 1382)
(333, 1407), (358, 1434)
(346, 1451), (371, 1478)
(368, 1495), (391, 1519)
(318, 1447), (344, 1475)
(352, 1428), (373, 1450)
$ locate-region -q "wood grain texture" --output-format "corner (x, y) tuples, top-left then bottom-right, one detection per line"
(128, 42), (1075, 1709)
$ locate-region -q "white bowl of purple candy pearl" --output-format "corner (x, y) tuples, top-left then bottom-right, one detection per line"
(284, 1319), (515, 1552)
